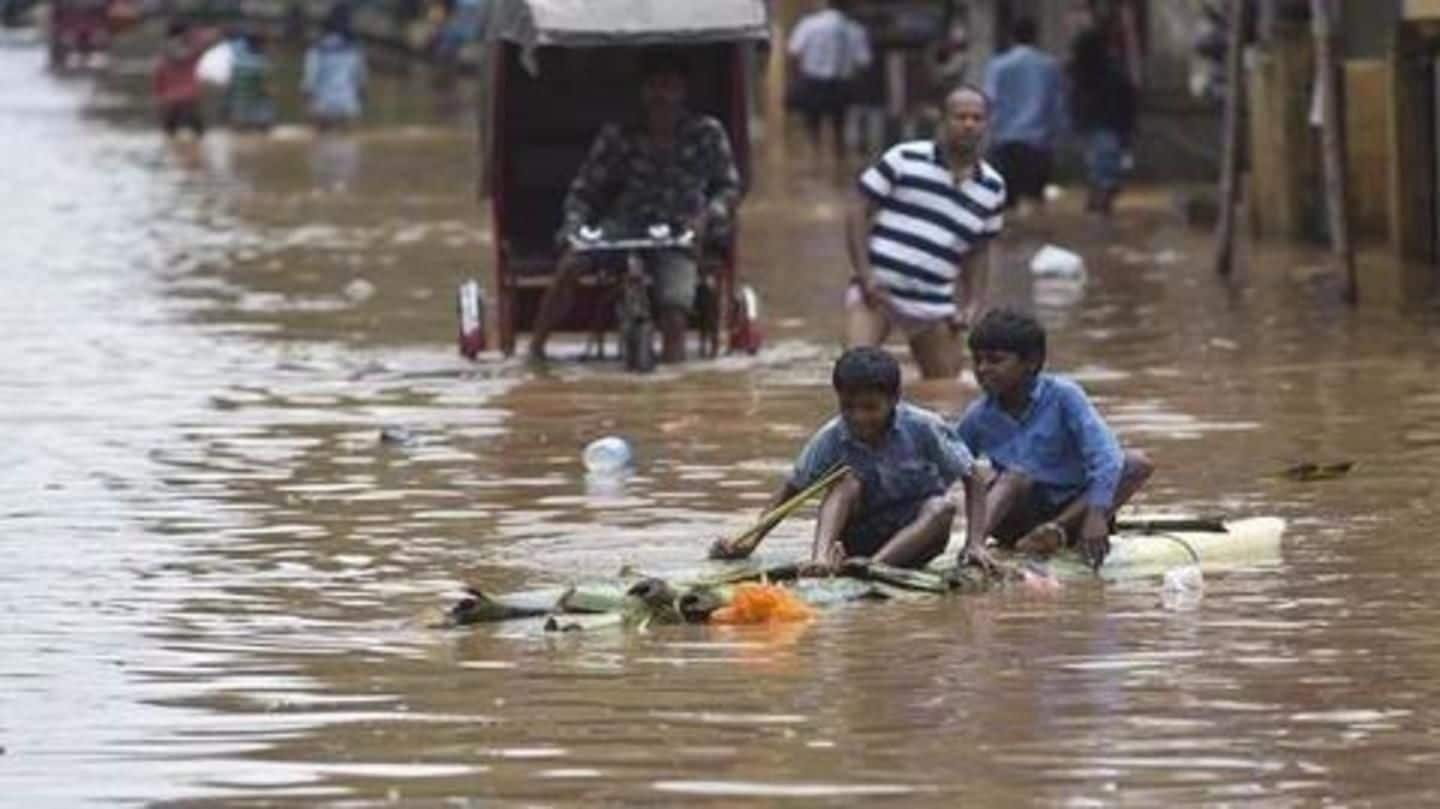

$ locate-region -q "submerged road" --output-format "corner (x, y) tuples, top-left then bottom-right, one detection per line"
(4, 27), (1440, 806)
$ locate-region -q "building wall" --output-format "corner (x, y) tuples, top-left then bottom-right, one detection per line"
(1341, 0), (1401, 59)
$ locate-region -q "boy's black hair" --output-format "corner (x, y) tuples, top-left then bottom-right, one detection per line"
(1012, 17), (1039, 45)
(968, 307), (1047, 367)
(638, 49), (689, 80)
(832, 346), (902, 397)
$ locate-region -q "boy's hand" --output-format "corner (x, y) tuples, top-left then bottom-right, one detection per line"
(962, 544), (999, 574)
(808, 540), (845, 572)
(708, 537), (740, 560)
(1079, 508), (1111, 571)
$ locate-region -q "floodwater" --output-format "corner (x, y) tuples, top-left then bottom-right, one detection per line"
(5, 28), (1440, 808)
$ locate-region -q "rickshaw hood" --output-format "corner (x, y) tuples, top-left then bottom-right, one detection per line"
(486, 0), (768, 51)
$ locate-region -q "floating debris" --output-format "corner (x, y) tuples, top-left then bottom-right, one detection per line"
(379, 426), (416, 446)
(1280, 461), (1354, 482)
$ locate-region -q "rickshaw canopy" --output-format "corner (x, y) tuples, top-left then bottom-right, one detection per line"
(485, 0), (769, 49)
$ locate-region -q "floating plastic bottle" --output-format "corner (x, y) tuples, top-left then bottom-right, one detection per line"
(582, 436), (633, 475)
(1162, 564), (1205, 594)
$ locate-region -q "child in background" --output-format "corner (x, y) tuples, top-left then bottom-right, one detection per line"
(152, 20), (214, 138)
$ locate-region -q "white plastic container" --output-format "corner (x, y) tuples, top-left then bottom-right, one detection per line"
(1029, 245), (1087, 281)
(582, 436), (633, 475)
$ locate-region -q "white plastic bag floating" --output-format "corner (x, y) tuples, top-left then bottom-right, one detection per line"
(196, 41), (234, 87)
(1029, 244), (1087, 281)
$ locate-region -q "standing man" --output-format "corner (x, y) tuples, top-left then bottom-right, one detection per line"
(983, 17), (1065, 216)
(845, 85), (1005, 380)
(787, 0), (872, 160)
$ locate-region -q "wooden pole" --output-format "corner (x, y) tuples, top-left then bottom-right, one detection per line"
(1257, 0), (1278, 43)
(1214, 0), (1248, 277)
(1310, 0), (1358, 303)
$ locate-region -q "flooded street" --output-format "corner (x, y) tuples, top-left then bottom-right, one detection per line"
(6, 28), (1440, 806)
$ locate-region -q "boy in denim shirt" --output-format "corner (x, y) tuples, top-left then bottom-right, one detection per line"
(955, 308), (1153, 569)
(713, 347), (989, 570)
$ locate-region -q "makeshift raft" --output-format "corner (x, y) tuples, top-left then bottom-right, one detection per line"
(439, 517), (1286, 631)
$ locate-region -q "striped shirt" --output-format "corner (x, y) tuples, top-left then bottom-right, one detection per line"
(858, 141), (1006, 320)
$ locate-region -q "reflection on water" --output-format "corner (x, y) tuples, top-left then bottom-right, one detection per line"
(5, 28), (1440, 806)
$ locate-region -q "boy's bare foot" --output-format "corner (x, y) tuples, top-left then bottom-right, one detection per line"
(1015, 522), (1066, 557)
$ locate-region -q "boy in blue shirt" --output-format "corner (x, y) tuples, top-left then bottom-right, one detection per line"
(955, 308), (1153, 569)
(712, 346), (989, 570)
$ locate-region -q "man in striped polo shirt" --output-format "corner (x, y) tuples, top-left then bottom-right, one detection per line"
(844, 85), (1006, 379)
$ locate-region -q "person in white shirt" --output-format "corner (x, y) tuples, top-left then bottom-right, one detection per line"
(787, 0), (872, 159)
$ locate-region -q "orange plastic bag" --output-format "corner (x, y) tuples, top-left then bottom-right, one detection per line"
(708, 583), (815, 625)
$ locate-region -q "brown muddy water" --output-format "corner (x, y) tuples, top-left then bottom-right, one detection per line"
(5, 29), (1440, 808)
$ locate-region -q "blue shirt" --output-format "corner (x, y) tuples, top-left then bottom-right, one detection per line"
(303, 34), (367, 121)
(983, 45), (1066, 150)
(791, 402), (975, 516)
(954, 374), (1123, 508)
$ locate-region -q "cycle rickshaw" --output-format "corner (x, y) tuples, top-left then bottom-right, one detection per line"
(459, 0), (768, 368)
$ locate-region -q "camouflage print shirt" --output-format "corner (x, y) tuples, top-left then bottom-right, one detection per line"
(560, 114), (743, 245)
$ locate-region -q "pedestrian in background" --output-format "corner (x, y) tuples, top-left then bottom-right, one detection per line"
(983, 17), (1065, 217)
(152, 20), (214, 138)
(224, 29), (276, 132)
(1067, 27), (1136, 216)
(787, 0), (871, 161)
(303, 15), (368, 129)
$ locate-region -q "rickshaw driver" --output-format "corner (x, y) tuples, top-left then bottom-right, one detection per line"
(527, 51), (744, 364)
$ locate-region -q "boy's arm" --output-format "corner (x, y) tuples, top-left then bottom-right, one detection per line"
(960, 471), (989, 561)
(933, 419), (992, 566)
(1064, 386), (1124, 510)
(1062, 383), (1125, 566)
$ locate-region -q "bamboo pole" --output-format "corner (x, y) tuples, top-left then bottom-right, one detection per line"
(709, 464), (851, 560)
(1214, 0), (1248, 277)
(1310, 0), (1358, 304)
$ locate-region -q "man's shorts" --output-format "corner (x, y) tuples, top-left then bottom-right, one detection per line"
(844, 281), (952, 338)
(1084, 129), (1125, 193)
(988, 142), (1053, 205)
(651, 250), (698, 313)
(161, 101), (205, 138)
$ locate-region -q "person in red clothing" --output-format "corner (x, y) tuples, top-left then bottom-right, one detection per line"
(152, 20), (214, 138)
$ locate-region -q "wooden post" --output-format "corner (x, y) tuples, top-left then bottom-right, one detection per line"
(1311, 0), (1358, 303)
(965, 0), (997, 85)
(763, 0), (815, 163)
(1257, 0), (1278, 44)
(1214, 0), (1248, 277)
